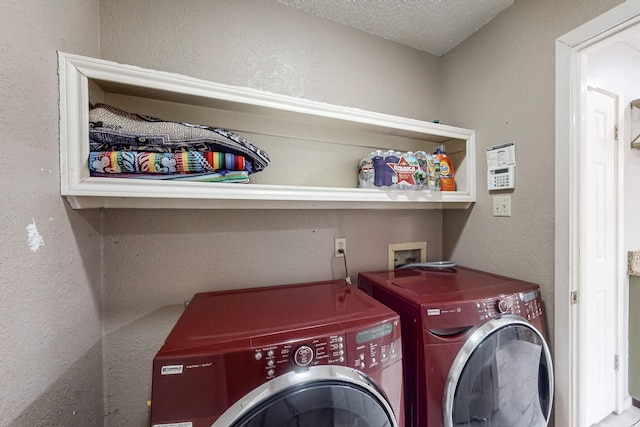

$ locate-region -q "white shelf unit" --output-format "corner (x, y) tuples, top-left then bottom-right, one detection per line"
(58, 52), (476, 209)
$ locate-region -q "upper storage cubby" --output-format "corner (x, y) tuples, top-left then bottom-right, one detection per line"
(58, 52), (476, 209)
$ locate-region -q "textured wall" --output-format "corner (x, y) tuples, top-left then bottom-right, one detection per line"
(440, 0), (623, 356)
(0, 0), (104, 426)
(98, 1), (445, 425)
(99, 0), (442, 121)
(2, 0), (623, 425)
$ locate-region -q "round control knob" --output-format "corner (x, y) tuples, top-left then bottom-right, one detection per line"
(293, 345), (314, 367)
(496, 299), (510, 314)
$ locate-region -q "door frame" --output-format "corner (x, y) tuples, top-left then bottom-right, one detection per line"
(555, 3), (640, 426)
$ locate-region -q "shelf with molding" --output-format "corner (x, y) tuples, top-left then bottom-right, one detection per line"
(58, 52), (476, 209)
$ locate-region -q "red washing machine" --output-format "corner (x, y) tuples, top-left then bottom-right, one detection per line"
(150, 279), (404, 427)
(358, 266), (553, 427)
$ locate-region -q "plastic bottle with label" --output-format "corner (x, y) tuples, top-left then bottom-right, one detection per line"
(396, 151), (415, 190)
(414, 151), (429, 190)
(372, 150), (388, 187)
(384, 150), (400, 189)
(358, 151), (376, 188)
(435, 145), (455, 191)
(427, 154), (440, 191)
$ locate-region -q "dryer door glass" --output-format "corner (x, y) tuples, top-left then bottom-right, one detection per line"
(229, 380), (396, 427)
(444, 317), (553, 427)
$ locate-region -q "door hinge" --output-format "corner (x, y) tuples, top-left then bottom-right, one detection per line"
(571, 290), (578, 304)
(615, 125), (619, 141)
(615, 355), (619, 371)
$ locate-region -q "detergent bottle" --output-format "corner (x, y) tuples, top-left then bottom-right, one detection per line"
(435, 145), (455, 191)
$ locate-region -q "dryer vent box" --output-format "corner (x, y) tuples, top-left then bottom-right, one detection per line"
(388, 242), (426, 270)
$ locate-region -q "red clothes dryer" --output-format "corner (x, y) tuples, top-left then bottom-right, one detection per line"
(358, 266), (553, 427)
(150, 279), (405, 427)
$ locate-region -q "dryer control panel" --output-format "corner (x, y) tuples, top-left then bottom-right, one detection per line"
(423, 287), (544, 332)
(518, 288), (544, 321)
(477, 288), (543, 322)
(477, 294), (522, 321)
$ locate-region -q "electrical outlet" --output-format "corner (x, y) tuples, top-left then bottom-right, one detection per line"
(493, 195), (511, 217)
(334, 237), (346, 257)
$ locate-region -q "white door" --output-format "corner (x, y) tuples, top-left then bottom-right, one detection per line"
(580, 86), (618, 426)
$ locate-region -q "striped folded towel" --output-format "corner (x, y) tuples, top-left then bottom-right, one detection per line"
(89, 151), (249, 175)
(89, 103), (270, 173)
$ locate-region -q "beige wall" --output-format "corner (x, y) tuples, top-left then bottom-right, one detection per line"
(98, 1), (445, 425)
(0, 1), (104, 426)
(441, 0), (623, 352)
(99, 0), (443, 121)
(1, 0), (630, 425)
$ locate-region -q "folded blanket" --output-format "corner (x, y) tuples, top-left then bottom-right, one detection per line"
(89, 170), (250, 183)
(89, 151), (249, 175)
(89, 103), (270, 172)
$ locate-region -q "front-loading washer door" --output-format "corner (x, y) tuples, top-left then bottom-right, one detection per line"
(443, 315), (553, 427)
(211, 365), (397, 427)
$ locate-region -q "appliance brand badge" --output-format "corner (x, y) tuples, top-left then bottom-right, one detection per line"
(161, 365), (184, 375)
(427, 309), (441, 316)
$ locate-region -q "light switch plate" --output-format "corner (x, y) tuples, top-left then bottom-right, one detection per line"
(493, 195), (511, 217)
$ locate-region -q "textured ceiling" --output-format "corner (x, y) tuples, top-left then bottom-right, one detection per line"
(277, 0), (515, 56)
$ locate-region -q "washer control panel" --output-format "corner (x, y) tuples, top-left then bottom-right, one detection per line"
(351, 320), (401, 375)
(254, 334), (346, 380)
(252, 318), (402, 380)
(293, 344), (315, 367)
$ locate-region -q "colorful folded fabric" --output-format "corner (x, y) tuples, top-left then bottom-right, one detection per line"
(89, 103), (270, 172)
(89, 170), (251, 183)
(89, 151), (249, 175)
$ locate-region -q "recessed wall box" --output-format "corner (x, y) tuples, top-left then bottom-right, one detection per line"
(388, 242), (427, 270)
